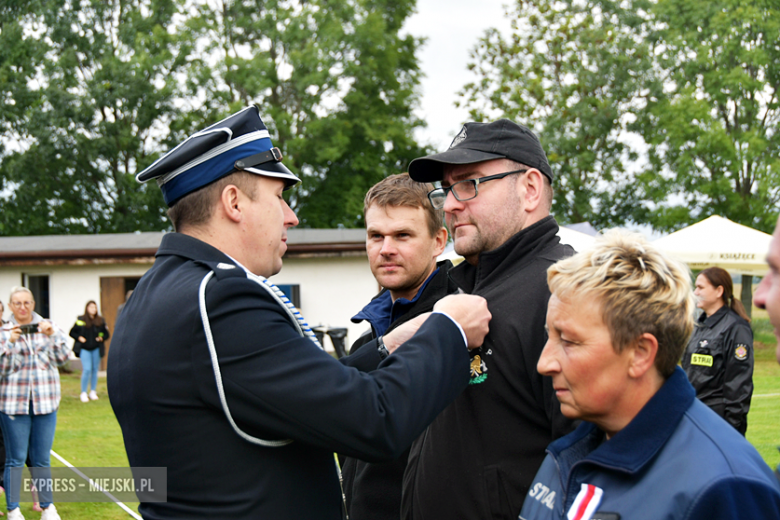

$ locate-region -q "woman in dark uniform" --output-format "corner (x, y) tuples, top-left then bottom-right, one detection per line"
(682, 267), (753, 434)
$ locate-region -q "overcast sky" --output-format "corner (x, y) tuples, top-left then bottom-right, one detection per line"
(403, 0), (513, 151)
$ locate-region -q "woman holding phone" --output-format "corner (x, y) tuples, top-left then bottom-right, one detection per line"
(0, 287), (70, 520)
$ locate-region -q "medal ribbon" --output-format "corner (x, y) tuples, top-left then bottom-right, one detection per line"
(567, 483), (603, 520)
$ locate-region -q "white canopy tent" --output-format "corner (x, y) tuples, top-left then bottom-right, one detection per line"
(557, 226), (598, 253)
(652, 215), (772, 277)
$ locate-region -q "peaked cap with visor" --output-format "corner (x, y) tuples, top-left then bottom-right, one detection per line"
(137, 106), (300, 206)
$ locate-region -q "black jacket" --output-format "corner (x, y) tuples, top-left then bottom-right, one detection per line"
(682, 305), (754, 434)
(402, 216), (576, 520)
(107, 233), (470, 520)
(69, 316), (110, 357)
(342, 261), (458, 520)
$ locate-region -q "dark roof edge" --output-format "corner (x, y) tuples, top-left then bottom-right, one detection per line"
(0, 248), (159, 260)
(0, 243), (366, 264)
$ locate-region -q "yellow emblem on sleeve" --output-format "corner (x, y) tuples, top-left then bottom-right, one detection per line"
(691, 353), (713, 367)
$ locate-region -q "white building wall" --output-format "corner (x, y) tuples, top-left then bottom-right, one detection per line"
(0, 271), (22, 323)
(272, 255), (378, 350)
(1, 254), (377, 354)
(0, 263), (151, 333)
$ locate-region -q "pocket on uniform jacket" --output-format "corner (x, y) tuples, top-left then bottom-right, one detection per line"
(690, 349), (715, 371)
(484, 464), (525, 520)
(689, 338), (722, 373)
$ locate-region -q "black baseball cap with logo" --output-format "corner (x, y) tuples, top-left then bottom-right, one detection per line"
(408, 119), (553, 183)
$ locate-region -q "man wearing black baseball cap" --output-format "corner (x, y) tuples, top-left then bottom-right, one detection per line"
(107, 106), (492, 520)
(402, 120), (576, 520)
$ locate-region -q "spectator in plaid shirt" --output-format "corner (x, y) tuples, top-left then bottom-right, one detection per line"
(0, 287), (70, 520)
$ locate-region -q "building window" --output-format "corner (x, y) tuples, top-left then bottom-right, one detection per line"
(22, 274), (50, 319)
(276, 284), (301, 308)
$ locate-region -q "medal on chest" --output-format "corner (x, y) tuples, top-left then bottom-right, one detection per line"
(469, 351), (488, 385)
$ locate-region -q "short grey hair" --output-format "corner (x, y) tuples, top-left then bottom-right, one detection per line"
(9, 286), (33, 302)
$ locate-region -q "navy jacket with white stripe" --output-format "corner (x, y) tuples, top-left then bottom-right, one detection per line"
(520, 367), (780, 520)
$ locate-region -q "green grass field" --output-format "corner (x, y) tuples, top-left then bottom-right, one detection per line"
(746, 316), (780, 471)
(4, 318), (778, 517)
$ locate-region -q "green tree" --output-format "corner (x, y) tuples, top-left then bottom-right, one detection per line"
(459, 0), (655, 228)
(461, 0), (780, 234)
(632, 0), (780, 233)
(0, 0), (193, 235)
(184, 0), (429, 228)
(1, 0), (426, 235)
(461, 0), (779, 312)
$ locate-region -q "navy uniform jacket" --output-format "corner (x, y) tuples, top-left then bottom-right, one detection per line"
(520, 367), (780, 520)
(681, 306), (753, 434)
(107, 233), (470, 520)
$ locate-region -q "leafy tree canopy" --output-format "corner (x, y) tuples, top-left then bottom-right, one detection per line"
(0, 0), (191, 234)
(634, 0), (780, 232)
(0, 0), (429, 234)
(461, 0), (780, 232)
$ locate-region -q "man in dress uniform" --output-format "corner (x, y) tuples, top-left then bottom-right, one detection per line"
(107, 106), (491, 520)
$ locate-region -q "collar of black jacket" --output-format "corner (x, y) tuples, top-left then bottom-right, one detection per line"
(386, 259), (458, 335)
(351, 259), (456, 334)
(698, 305), (731, 328)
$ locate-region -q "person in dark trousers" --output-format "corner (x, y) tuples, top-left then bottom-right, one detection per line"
(341, 173), (456, 520)
(753, 213), (780, 481)
(681, 267), (753, 434)
(107, 106), (492, 520)
(402, 119), (576, 520)
(69, 300), (110, 403)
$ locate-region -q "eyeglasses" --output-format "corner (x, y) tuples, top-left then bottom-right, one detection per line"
(10, 301), (33, 308)
(427, 169), (528, 210)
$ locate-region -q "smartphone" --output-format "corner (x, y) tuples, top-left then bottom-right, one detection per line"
(18, 323), (39, 334)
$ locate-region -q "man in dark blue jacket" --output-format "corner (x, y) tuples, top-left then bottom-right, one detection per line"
(107, 106), (492, 520)
(342, 173), (458, 520)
